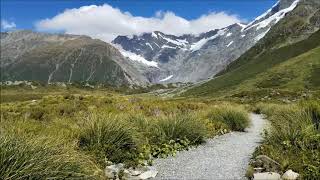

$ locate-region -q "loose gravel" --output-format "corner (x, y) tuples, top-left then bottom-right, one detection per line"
(153, 113), (266, 180)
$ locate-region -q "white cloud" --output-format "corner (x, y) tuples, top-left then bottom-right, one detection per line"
(35, 4), (243, 42)
(1, 19), (16, 30)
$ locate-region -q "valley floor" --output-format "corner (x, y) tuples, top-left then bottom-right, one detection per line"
(153, 114), (266, 179)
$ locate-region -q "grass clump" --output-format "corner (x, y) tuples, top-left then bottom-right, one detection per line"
(154, 114), (207, 145)
(0, 134), (100, 179)
(78, 113), (141, 167)
(207, 105), (250, 131)
(254, 101), (320, 178)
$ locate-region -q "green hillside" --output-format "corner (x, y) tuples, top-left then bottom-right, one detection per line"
(182, 30), (320, 98)
(182, 0), (320, 99)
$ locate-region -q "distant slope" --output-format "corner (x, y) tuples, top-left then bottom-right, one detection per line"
(0, 31), (150, 87)
(182, 0), (320, 97)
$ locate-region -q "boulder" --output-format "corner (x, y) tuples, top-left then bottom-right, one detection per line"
(105, 163), (124, 179)
(138, 170), (158, 179)
(282, 169), (299, 180)
(253, 172), (281, 180)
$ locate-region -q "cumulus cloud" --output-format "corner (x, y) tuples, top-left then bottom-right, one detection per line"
(36, 4), (243, 42)
(1, 19), (16, 30)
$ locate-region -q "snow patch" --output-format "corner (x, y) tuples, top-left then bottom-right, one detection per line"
(255, 28), (271, 42)
(255, 1), (280, 21)
(190, 29), (227, 51)
(245, 0), (300, 31)
(226, 41), (234, 47)
(151, 32), (158, 38)
(163, 36), (188, 47)
(119, 49), (158, 67)
(146, 43), (153, 50)
(162, 45), (176, 49)
(159, 75), (173, 82)
(226, 32), (232, 37)
(241, 34), (246, 38)
(236, 23), (247, 28)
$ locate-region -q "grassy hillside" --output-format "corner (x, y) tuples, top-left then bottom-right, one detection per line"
(236, 47), (320, 91)
(182, 0), (320, 99)
(182, 30), (320, 99)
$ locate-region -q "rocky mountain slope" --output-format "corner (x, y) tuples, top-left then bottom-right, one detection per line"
(0, 31), (150, 86)
(182, 0), (320, 97)
(113, 0), (302, 83)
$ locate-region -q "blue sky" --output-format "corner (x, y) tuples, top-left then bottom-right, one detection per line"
(1, 0), (277, 41)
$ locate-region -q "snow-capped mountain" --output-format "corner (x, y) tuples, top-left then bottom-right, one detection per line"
(112, 0), (301, 84)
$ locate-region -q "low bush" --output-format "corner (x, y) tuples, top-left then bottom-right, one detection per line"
(207, 106), (250, 131)
(0, 134), (100, 179)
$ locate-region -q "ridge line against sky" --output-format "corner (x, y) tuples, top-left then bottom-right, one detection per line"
(1, 0), (277, 42)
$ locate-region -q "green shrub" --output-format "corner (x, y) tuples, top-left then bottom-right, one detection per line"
(207, 106), (250, 131)
(78, 113), (141, 166)
(0, 134), (99, 179)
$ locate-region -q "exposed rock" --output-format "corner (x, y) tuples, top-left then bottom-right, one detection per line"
(105, 163), (124, 179)
(282, 169), (299, 180)
(253, 172), (281, 180)
(138, 170), (158, 179)
(252, 155), (281, 172)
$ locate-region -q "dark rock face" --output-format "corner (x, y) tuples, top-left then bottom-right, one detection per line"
(112, 0), (303, 84)
(0, 31), (149, 86)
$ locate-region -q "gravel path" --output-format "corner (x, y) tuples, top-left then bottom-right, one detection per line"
(153, 113), (266, 180)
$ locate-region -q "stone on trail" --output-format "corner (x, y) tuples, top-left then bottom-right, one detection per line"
(105, 163), (124, 179)
(282, 169), (299, 180)
(253, 172), (281, 180)
(138, 170), (158, 179)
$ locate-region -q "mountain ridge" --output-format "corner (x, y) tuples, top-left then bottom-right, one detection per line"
(182, 0), (320, 98)
(112, 0), (302, 84)
(0, 31), (150, 87)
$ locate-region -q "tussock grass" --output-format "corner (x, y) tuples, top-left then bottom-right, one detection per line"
(0, 134), (101, 179)
(0, 89), (251, 177)
(207, 105), (250, 131)
(254, 101), (320, 178)
(154, 113), (207, 145)
(78, 113), (141, 166)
